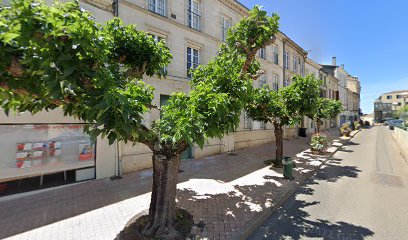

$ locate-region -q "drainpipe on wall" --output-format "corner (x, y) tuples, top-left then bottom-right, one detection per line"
(282, 40), (286, 87)
(112, 0), (119, 17)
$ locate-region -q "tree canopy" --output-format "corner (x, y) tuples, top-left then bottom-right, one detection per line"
(311, 98), (343, 124)
(283, 74), (322, 120)
(0, 0), (172, 146)
(246, 74), (322, 126)
(1, 1), (282, 237)
(246, 85), (293, 126)
(156, 6), (280, 153)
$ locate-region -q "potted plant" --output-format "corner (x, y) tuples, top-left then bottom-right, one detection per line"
(311, 133), (328, 154)
(340, 123), (351, 137)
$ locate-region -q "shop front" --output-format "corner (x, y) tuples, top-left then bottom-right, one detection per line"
(0, 110), (117, 196)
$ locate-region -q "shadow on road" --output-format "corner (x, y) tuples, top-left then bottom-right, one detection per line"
(338, 148), (354, 153)
(251, 157), (374, 240)
(347, 141), (360, 146)
(259, 198), (375, 240)
(314, 162), (361, 183)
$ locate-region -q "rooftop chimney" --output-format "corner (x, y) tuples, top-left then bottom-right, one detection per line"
(332, 57), (336, 66)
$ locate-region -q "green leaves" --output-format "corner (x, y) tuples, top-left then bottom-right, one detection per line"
(0, 1), (281, 155)
(246, 85), (294, 127)
(282, 74), (322, 120)
(158, 7), (280, 149)
(0, 0), (169, 145)
(246, 74), (323, 128)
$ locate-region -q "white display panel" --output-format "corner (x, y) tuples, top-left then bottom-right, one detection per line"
(0, 124), (95, 183)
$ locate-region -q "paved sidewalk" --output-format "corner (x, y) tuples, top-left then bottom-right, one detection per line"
(0, 129), (340, 240)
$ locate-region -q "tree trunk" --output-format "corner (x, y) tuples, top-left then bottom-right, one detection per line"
(143, 154), (181, 237)
(273, 122), (284, 167)
(316, 120), (321, 133)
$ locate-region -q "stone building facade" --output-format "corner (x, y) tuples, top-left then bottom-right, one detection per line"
(77, 0), (311, 173)
(0, 0), (360, 193)
(322, 57), (361, 125)
(1, 0), (310, 175)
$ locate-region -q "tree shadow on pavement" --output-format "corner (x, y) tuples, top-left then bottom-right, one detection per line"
(176, 155), (368, 240)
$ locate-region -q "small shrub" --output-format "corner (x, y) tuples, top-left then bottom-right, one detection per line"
(354, 121), (361, 130)
(311, 133), (328, 153)
(340, 123), (351, 136)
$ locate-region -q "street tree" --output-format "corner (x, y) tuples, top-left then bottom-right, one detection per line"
(311, 98), (343, 133)
(246, 75), (322, 166)
(246, 86), (295, 167)
(284, 74), (322, 124)
(0, 1), (280, 238)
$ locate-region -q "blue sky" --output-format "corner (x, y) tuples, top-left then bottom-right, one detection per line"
(240, 0), (408, 114)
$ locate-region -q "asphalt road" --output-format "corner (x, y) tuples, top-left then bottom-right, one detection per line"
(248, 126), (408, 240)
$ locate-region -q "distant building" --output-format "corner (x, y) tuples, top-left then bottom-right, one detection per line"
(374, 100), (393, 122)
(321, 57), (361, 125)
(379, 90), (408, 111)
(374, 90), (408, 122)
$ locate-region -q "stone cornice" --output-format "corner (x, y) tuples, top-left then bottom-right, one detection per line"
(280, 32), (308, 57)
(305, 58), (321, 70)
(219, 0), (249, 16)
(82, 0), (112, 12)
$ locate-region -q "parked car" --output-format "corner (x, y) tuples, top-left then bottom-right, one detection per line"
(388, 119), (404, 127)
(383, 118), (394, 126)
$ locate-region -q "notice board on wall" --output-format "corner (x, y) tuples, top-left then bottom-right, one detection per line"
(0, 124), (95, 182)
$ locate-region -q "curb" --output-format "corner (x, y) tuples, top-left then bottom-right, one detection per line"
(235, 129), (362, 240)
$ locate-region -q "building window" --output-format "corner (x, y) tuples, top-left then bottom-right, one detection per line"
(387, 95), (392, 99)
(283, 51), (289, 69)
(283, 77), (290, 87)
(397, 95), (402, 99)
(293, 55), (297, 73)
(244, 112), (252, 130)
(221, 16), (231, 42)
(273, 74), (279, 91)
(159, 94), (170, 118)
(148, 0), (166, 16)
(187, 0), (200, 31)
(259, 73), (266, 87)
(150, 34), (168, 74)
(273, 45), (279, 65)
(259, 47), (266, 59)
(187, 46), (199, 78)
